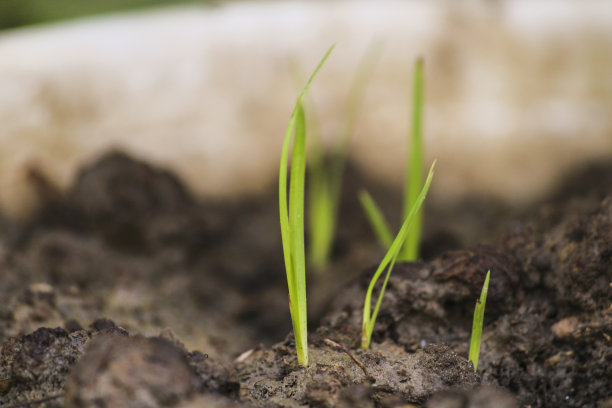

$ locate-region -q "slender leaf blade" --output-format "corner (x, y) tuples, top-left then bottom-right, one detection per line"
(401, 57), (425, 261)
(279, 44), (335, 366)
(308, 166), (334, 270)
(289, 103), (308, 366)
(362, 161), (435, 349)
(469, 270), (491, 371)
(279, 114), (296, 293)
(358, 190), (393, 249)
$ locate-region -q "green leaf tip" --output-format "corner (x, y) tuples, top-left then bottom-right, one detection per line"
(469, 270), (491, 371)
(294, 44), (335, 111)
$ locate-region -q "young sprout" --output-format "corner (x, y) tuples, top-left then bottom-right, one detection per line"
(279, 45), (334, 367)
(469, 270), (491, 371)
(308, 43), (383, 271)
(359, 58), (426, 262)
(361, 162), (435, 350)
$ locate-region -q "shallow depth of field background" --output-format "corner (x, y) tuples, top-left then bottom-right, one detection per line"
(1, 0), (611, 217)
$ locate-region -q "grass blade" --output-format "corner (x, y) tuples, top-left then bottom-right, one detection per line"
(308, 164), (334, 270)
(358, 189), (393, 249)
(289, 104), (308, 366)
(400, 57), (425, 261)
(279, 44), (335, 367)
(362, 161), (435, 349)
(469, 270), (491, 371)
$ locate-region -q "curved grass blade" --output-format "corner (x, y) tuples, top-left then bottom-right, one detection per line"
(361, 161), (435, 349)
(358, 189), (393, 249)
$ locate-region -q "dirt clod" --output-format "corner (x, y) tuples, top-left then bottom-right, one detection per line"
(0, 327), (91, 407)
(64, 334), (197, 408)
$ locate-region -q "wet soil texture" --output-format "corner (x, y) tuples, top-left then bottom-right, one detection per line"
(0, 152), (610, 407)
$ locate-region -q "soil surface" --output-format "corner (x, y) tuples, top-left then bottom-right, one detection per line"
(0, 151), (611, 407)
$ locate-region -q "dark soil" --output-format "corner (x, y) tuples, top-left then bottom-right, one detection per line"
(0, 151), (610, 407)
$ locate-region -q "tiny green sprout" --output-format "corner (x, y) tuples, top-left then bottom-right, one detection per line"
(279, 44), (334, 367)
(359, 58), (426, 262)
(308, 43), (383, 271)
(361, 162), (435, 350)
(469, 270), (491, 371)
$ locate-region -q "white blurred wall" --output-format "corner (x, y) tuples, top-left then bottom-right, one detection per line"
(1, 0), (611, 216)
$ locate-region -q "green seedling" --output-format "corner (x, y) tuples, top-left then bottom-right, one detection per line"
(469, 270), (491, 371)
(359, 58), (426, 262)
(361, 162), (435, 349)
(308, 43), (383, 271)
(279, 44), (334, 367)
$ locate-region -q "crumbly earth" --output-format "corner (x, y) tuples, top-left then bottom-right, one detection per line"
(0, 152), (610, 407)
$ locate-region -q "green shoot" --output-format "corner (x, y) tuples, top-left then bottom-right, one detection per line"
(307, 147), (335, 270)
(401, 57), (425, 261)
(469, 270), (491, 371)
(358, 189), (393, 249)
(359, 58), (427, 262)
(279, 44), (335, 367)
(307, 43), (382, 270)
(361, 162), (435, 349)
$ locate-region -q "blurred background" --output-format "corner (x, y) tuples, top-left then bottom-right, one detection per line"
(1, 0), (611, 217)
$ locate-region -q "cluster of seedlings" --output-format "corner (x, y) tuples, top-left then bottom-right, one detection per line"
(279, 45), (491, 369)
